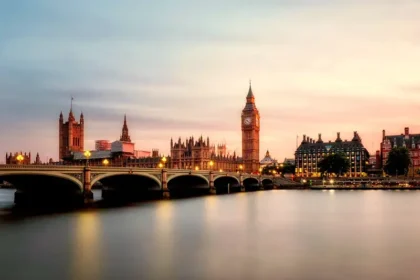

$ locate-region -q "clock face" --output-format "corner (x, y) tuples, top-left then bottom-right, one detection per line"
(244, 117), (252, 125)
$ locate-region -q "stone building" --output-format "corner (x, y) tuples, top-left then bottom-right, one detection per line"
(295, 132), (370, 177)
(170, 136), (241, 172)
(6, 152), (32, 165)
(260, 150), (277, 168)
(59, 102), (84, 160)
(241, 82), (260, 173)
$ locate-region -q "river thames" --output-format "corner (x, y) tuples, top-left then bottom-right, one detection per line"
(1, 189), (420, 280)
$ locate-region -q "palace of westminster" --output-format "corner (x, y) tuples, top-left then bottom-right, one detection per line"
(8, 82), (420, 177)
(9, 83), (265, 174)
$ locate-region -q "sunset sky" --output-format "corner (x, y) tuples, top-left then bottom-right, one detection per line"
(1, 0), (420, 163)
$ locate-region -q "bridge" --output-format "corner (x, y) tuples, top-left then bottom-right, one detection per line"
(0, 165), (278, 205)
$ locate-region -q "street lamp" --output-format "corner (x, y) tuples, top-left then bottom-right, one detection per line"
(102, 159), (109, 166)
(239, 164), (243, 174)
(195, 166), (199, 171)
(158, 163), (163, 168)
(259, 167), (262, 174)
(209, 160), (214, 170)
(84, 150), (91, 167)
(162, 156), (167, 165)
(219, 169), (223, 172)
(16, 154), (24, 165)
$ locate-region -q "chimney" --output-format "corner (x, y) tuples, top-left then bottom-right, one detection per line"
(405, 127), (409, 136)
(303, 135), (306, 142)
(382, 129), (385, 140)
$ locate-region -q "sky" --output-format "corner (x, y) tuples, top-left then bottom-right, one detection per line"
(1, 0), (420, 163)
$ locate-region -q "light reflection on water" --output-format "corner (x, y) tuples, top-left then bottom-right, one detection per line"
(1, 190), (420, 279)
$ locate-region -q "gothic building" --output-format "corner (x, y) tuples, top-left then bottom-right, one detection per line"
(6, 152), (31, 164)
(241, 82), (260, 173)
(295, 132), (370, 177)
(120, 114), (131, 142)
(59, 104), (84, 160)
(170, 136), (242, 172)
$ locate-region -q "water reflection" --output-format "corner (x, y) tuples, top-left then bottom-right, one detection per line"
(71, 212), (102, 280)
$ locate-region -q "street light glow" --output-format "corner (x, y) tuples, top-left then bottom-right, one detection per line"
(162, 156), (167, 163)
(158, 163), (163, 168)
(102, 159), (109, 166)
(84, 150), (91, 158)
(195, 166), (199, 171)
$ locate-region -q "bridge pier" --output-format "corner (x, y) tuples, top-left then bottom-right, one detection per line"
(161, 169), (170, 199)
(209, 171), (216, 194)
(240, 174), (245, 192)
(83, 167), (94, 204)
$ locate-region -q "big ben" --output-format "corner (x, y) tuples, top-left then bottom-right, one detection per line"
(241, 82), (260, 173)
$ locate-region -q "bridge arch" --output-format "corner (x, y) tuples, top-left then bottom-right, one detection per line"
(91, 172), (161, 187)
(0, 171), (83, 191)
(243, 177), (260, 191)
(214, 175), (240, 194)
(167, 174), (209, 185)
(167, 174), (210, 197)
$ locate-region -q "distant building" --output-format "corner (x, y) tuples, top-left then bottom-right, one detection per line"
(283, 158), (295, 165)
(95, 140), (111, 151)
(59, 103), (84, 160)
(380, 127), (420, 175)
(134, 150), (151, 158)
(170, 136), (242, 172)
(6, 152), (32, 165)
(295, 132), (370, 177)
(260, 150), (277, 168)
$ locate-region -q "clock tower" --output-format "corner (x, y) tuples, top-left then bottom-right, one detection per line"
(241, 82), (260, 173)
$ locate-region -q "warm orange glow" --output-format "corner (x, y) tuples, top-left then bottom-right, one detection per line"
(162, 156), (167, 163)
(84, 150), (91, 158)
(239, 164), (243, 170)
(209, 160), (214, 167)
(195, 166), (199, 171)
(102, 159), (109, 166)
(219, 169), (223, 172)
(16, 154), (24, 162)
(158, 163), (163, 168)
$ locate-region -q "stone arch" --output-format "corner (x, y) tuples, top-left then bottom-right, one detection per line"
(91, 172), (161, 187)
(0, 171), (83, 191)
(262, 178), (273, 184)
(167, 173), (209, 185)
(214, 175), (240, 183)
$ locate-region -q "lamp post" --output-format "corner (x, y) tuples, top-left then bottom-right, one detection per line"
(102, 159), (109, 166)
(84, 150), (91, 167)
(239, 164), (243, 174)
(158, 163), (163, 169)
(195, 166), (199, 171)
(162, 156), (167, 168)
(259, 167), (262, 175)
(16, 154), (24, 165)
(209, 160), (214, 171)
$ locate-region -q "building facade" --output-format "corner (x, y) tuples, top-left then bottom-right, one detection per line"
(260, 150), (277, 168)
(170, 136), (242, 172)
(241, 83), (260, 173)
(95, 140), (112, 151)
(6, 152), (32, 165)
(295, 132), (370, 177)
(380, 127), (420, 175)
(59, 105), (84, 160)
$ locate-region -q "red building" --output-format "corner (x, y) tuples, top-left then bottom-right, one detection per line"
(59, 103), (84, 160)
(380, 127), (420, 175)
(6, 152), (32, 164)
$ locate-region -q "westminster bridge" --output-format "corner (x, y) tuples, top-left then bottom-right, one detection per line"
(0, 164), (284, 205)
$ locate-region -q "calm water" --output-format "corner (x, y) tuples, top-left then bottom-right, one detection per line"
(1, 189), (420, 280)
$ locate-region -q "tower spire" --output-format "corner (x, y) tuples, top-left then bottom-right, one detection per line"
(120, 114), (131, 142)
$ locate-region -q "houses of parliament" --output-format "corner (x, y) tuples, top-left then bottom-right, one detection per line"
(53, 83), (262, 173)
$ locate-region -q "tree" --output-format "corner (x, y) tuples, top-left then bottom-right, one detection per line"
(318, 152), (350, 177)
(384, 147), (411, 176)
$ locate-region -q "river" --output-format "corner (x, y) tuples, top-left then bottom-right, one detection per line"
(0, 189), (420, 280)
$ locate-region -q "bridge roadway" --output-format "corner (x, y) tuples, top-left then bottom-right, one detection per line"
(0, 165), (276, 205)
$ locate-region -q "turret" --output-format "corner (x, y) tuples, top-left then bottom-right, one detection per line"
(335, 132), (342, 143)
